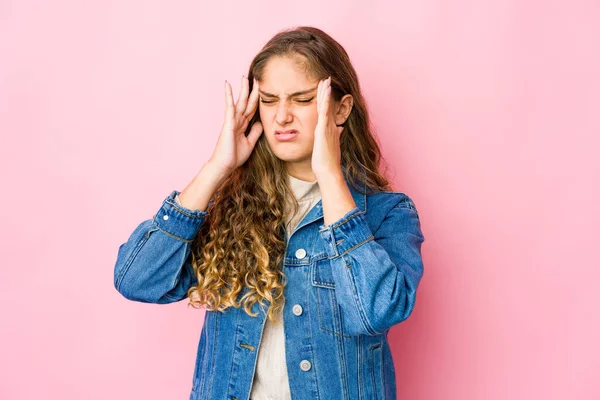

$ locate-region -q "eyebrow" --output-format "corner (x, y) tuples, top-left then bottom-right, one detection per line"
(258, 86), (318, 98)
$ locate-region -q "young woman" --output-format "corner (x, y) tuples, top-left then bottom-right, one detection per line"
(114, 26), (425, 400)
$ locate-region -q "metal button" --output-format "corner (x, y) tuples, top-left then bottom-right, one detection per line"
(163, 215), (169, 220)
(300, 360), (312, 371)
(295, 248), (307, 259)
(292, 304), (303, 316)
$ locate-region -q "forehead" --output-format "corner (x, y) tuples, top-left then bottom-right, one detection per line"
(260, 56), (318, 92)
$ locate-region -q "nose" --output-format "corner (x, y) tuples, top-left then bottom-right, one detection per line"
(275, 101), (293, 126)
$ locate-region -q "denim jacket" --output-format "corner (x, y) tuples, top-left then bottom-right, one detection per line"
(113, 177), (425, 400)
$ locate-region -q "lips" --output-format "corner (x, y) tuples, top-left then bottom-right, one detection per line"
(274, 129), (300, 142)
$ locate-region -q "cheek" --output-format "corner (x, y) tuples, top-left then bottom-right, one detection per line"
(298, 107), (319, 125)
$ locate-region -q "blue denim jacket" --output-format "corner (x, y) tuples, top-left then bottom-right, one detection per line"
(113, 178), (425, 400)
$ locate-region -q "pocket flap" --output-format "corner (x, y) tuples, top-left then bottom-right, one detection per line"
(311, 258), (336, 289)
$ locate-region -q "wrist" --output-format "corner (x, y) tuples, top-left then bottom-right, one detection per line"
(315, 167), (345, 185)
(201, 161), (232, 184)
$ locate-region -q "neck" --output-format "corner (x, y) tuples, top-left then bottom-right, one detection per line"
(285, 160), (316, 182)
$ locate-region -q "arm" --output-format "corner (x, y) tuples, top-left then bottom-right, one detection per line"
(113, 72), (263, 304)
(317, 195), (425, 335)
(113, 162), (229, 304)
(113, 190), (207, 304)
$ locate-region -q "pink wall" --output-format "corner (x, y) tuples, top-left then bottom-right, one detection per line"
(1, 1), (598, 399)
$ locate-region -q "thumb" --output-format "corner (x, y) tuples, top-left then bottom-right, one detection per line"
(247, 121), (264, 147)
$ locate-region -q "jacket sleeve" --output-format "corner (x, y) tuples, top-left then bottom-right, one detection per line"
(317, 195), (425, 335)
(113, 190), (208, 304)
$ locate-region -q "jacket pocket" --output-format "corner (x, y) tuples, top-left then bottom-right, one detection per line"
(369, 343), (384, 400)
(311, 258), (351, 338)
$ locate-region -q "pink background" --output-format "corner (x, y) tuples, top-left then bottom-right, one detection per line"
(1, 1), (599, 399)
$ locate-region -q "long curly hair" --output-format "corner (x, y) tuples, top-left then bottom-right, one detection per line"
(186, 26), (393, 325)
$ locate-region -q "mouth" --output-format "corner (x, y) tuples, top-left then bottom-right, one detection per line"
(275, 129), (299, 142)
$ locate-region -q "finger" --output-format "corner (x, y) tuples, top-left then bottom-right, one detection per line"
(224, 80), (234, 124)
(235, 75), (250, 116)
(317, 79), (324, 112)
(247, 121), (264, 147)
(318, 77), (330, 114)
(321, 82), (331, 116)
(244, 78), (260, 118)
(315, 80), (329, 130)
(319, 78), (326, 106)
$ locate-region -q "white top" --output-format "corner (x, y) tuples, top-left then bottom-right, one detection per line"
(175, 174), (322, 400)
(249, 174), (321, 400)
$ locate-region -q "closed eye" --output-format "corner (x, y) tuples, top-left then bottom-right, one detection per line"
(259, 97), (314, 104)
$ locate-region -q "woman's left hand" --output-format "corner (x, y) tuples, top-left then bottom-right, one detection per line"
(311, 76), (345, 179)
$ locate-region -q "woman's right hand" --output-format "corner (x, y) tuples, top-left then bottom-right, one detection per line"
(208, 76), (263, 174)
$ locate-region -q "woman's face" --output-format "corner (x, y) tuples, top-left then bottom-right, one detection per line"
(258, 56), (326, 172)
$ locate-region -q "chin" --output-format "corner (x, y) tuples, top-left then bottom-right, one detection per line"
(271, 149), (310, 163)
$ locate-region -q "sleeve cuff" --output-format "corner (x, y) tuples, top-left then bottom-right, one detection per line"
(318, 207), (374, 258)
(152, 190), (208, 241)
